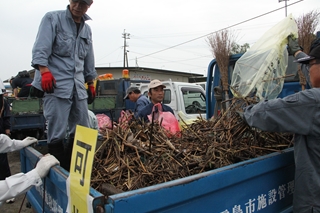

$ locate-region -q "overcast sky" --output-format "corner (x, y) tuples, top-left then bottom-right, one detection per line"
(0, 0), (319, 81)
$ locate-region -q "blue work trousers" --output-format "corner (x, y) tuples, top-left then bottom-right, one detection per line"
(43, 89), (89, 143)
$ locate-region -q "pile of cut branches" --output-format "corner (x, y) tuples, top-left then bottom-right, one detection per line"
(91, 98), (293, 195)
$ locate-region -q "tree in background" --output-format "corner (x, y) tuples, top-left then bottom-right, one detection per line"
(231, 42), (250, 54)
(295, 10), (320, 90)
(296, 10), (320, 54)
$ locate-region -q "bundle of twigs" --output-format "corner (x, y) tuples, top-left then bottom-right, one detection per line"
(207, 30), (235, 108)
(296, 10), (320, 54)
(91, 98), (293, 195)
(295, 10), (320, 90)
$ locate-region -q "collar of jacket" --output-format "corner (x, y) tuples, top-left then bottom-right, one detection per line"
(66, 5), (92, 22)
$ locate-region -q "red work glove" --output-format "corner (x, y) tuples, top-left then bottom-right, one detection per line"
(41, 71), (56, 93)
(87, 82), (96, 104)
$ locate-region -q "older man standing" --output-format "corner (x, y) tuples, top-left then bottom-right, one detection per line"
(31, 0), (97, 171)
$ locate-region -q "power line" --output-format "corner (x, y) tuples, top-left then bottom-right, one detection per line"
(130, 50), (211, 63)
(96, 47), (122, 63)
(137, 0), (303, 60)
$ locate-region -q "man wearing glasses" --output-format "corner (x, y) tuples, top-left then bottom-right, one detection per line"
(239, 38), (320, 213)
(31, 0), (97, 171)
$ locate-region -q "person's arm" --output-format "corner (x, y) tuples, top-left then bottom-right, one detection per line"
(0, 170), (42, 202)
(287, 36), (311, 87)
(3, 99), (11, 135)
(244, 89), (319, 136)
(10, 79), (17, 97)
(31, 12), (55, 70)
(13, 88), (19, 98)
(136, 104), (150, 122)
(87, 111), (99, 130)
(163, 104), (175, 116)
(135, 97), (147, 115)
(38, 65), (50, 74)
(0, 154), (59, 202)
(0, 134), (37, 153)
(295, 51), (311, 87)
(83, 28), (97, 84)
(294, 50), (302, 57)
(83, 28), (97, 104)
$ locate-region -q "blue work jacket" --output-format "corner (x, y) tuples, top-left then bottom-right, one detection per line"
(31, 6), (97, 99)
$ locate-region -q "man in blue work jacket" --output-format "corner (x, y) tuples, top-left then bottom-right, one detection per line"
(124, 86), (151, 117)
(137, 79), (175, 122)
(31, 0), (97, 171)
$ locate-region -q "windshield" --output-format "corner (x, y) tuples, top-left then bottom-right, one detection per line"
(181, 87), (206, 114)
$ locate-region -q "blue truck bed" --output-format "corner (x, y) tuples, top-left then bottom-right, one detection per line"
(20, 146), (294, 213)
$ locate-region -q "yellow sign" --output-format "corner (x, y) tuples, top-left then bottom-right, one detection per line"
(69, 125), (98, 213)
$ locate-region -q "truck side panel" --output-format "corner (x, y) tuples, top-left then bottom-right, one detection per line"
(105, 148), (294, 213)
(21, 145), (294, 212)
(10, 114), (45, 131)
(20, 147), (104, 213)
(20, 147), (69, 212)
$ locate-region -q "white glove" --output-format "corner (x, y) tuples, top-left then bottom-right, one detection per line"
(35, 154), (60, 178)
(0, 134), (38, 152)
(21, 137), (38, 147)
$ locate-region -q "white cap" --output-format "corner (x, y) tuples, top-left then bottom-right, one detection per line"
(148, 79), (166, 89)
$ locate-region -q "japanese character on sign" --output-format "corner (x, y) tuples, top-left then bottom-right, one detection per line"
(245, 199), (255, 213)
(257, 194), (267, 210)
(74, 140), (92, 186)
(278, 184), (286, 200)
(287, 180), (294, 195)
(268, 189), (277, 205)
(233, 205), (244, 213)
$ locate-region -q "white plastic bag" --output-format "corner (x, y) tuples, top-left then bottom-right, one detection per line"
(231, 14), (298, 100)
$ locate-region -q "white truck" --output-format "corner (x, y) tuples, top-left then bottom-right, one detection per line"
(134, 80), (206, 126)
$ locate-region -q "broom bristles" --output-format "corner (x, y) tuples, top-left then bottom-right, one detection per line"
(207, 30), (235, 92)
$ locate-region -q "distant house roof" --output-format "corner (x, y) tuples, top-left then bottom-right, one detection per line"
(10, 66), (203, 82)
(95, 66), (203, 77)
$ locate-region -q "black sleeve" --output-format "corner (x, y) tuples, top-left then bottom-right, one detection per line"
(3, 99), (11, 130)
(11, 78), (18, 89)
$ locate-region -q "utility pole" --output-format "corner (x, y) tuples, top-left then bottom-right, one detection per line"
(122, 29), (130, 67)
(278, 0), (289, 17)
